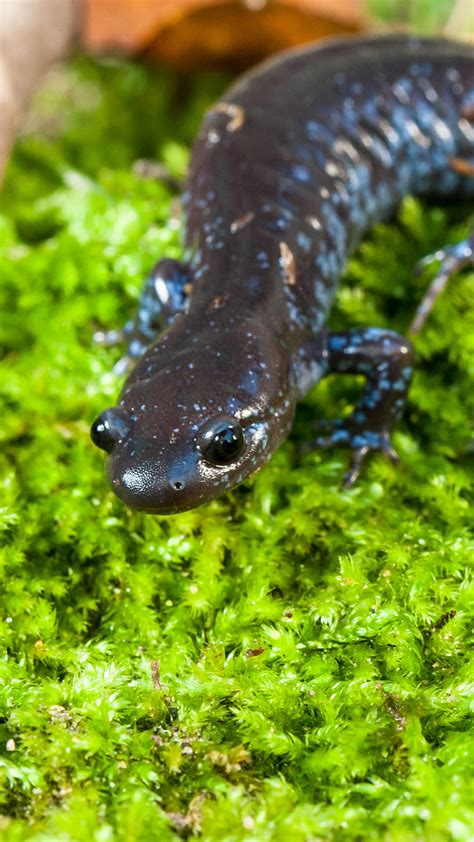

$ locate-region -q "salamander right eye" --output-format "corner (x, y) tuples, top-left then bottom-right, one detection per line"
(90, 407), (132, 453)
(198, 418), (245, 466)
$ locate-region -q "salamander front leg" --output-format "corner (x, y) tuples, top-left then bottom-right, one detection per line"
(410, 233), (474, 335)
(94, 258), (191, 375)
(311, 329), (414, 487)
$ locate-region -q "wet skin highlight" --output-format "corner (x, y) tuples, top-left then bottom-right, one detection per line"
(91, 35), (474, 514)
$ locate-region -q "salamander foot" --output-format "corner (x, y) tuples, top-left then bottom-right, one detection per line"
(93, 327), (135, 375)
(410, 234), (474, 335)
(93, 258), (192, 376)
(312, 423), (399, 487)
(305, 328), (413, 486)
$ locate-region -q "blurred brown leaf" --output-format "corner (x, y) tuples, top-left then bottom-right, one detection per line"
(85, 0), (365, 69)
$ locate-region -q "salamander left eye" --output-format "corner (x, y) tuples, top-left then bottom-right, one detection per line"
(90, 407), (132, 453)
(200, 422), (245, 465)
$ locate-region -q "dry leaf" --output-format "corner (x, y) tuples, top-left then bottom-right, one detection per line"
(85, 0), (365, 69)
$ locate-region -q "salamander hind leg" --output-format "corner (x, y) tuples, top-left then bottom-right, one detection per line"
(410, 234), (474, 335)
(311, 329), (414, 487)
(94, 258), (191, 375)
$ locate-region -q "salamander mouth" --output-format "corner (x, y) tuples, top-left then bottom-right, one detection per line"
(107, 465), (217, 515)
(104, 447), (211, 514)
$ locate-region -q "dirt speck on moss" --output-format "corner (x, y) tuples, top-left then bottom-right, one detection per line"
(0, 57), (473, 842)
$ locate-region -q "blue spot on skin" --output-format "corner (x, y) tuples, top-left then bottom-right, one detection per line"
(306, 120), (321, 141)
(297, 231), (312, 251)
(130, 339), (146, 357)
(353, 432), (381, 449)
(329, 336), (347, 350)
(292, 164), (310, 182)
(363, 328), (386, 341)
(256, 251), (270, 269)
(242, 371), (259, 396)
(364, 389), (381, 409)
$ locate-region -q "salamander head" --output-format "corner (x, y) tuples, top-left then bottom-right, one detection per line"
(91, 322), (294, 514)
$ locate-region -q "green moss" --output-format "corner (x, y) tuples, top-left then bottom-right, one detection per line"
(365, 0), (470, 33)
(1, 57), (473, 842)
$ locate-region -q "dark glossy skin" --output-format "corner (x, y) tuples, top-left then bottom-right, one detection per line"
(91, 35), (474, 514)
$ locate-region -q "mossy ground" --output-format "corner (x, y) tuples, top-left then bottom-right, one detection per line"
(0, 56), (473, 842)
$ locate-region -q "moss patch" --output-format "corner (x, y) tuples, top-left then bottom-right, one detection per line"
(1, 57), (473, 842)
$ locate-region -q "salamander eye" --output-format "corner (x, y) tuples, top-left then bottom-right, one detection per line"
(200, 421), (245, 465)
(90, 407), (132, 453)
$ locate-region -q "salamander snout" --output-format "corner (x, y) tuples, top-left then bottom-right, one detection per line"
(90, 407), (132, 453)
(106, 449), (203, 514)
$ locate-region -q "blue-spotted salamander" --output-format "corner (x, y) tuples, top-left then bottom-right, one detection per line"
(91, 35), (474, 514)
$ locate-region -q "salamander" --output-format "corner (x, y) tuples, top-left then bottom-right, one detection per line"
(91, 35), (474, 514)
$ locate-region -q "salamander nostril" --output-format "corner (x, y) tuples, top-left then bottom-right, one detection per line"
(173, 481), (184, 491)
